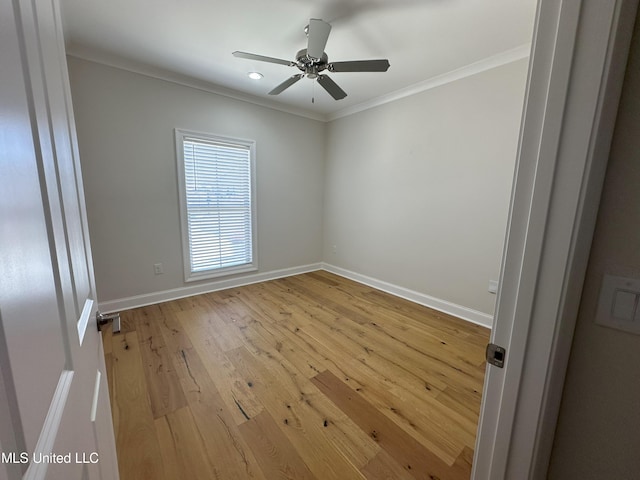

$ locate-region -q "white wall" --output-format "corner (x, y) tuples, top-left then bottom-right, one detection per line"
(548, 12), (640, 479)
(68, 57), (325, 303)
(323, 59), (528, 317)
(69, 56), (528, 322)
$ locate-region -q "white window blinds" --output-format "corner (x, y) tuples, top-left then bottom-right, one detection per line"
(177, 131), (256, 280)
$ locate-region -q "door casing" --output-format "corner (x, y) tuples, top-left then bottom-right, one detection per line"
(473, 0), (639, 478)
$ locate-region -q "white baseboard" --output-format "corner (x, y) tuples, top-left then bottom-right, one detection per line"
(98, 263), (323, 313)
(321, 263), (494, 329)
(99, 261), (493, 329)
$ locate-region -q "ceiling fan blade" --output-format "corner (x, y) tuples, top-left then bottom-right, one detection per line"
(317, 74), (347, 100)
(268, 74), (304, 95)
(329, 59), (390, 72)
(233, 51), (294, 67)
(307, 19), (332, 59)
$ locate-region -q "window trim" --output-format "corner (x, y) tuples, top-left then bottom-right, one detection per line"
(175, 128), (258, 282)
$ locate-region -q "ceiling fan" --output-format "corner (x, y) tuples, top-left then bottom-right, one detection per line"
(233, 18), (390, 100)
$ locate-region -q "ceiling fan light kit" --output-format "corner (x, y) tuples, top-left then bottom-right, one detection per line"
(233, 18), (390, 101)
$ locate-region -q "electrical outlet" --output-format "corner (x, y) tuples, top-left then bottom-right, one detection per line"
(489, 280), (499, 294)
(154, 263), (164, 275)
(332, 244), (337, 254)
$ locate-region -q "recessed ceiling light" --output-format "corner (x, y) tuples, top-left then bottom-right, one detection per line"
(247, 72), (263, 80)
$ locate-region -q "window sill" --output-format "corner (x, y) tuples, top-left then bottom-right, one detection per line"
(185, 264), (258, 283)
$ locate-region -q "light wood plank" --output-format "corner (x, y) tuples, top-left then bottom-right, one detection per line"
(227, 346), (370, 479)
(238, 411), (318, 480)
(178, 306), (264, 425)
(147, 301), (269, 480)
(182, 362), (268, 480)
(227, 326), (381, 470)
(111, 332), (166, 480)
(236, 281), (473, 461)
(312, 369), (471, 480)
(275, 276), (481, 445)
(156, 310), (268, 480)
(285, 274), (486, 375)
(154, 406), (216, 480)
(133, 307), (187, 418)
(247, 281), (473, 459)
(104, 272), (490, 479)
(302, 271), (488, 358)
(361, 450), (415, 480)
(117, 309), (137, 334)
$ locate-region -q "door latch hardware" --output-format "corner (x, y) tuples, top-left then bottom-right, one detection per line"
(96, 311), (121, 334)
(486, 343), (506, 368)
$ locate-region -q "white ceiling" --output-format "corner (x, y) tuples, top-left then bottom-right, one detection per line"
(60, 0), (537, 120)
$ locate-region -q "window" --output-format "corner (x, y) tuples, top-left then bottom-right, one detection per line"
(176, 129), (257, 281)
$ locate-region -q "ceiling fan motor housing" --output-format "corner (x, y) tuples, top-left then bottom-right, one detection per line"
(296, 48), (329, 78)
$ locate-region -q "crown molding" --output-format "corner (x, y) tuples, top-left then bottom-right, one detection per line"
(67, 43), (530, 124)
(65, 46), (327, 122)
(327, 43), (532, 121)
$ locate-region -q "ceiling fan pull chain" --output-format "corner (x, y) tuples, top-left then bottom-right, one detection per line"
(312, 78), (315, 104)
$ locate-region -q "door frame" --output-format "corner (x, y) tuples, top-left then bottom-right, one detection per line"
(0, 0), (118, 479)
(473, 0), (639, 478)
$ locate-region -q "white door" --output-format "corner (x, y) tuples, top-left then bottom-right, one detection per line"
(473, 0), (639, 478)
(0, 0), (118, 479)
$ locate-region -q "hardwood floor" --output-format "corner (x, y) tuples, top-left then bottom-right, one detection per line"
(102, 271), (490, 480)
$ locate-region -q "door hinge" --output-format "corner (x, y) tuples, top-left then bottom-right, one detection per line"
(96, 311), (121, 333)
(486, 343), (506, 368)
